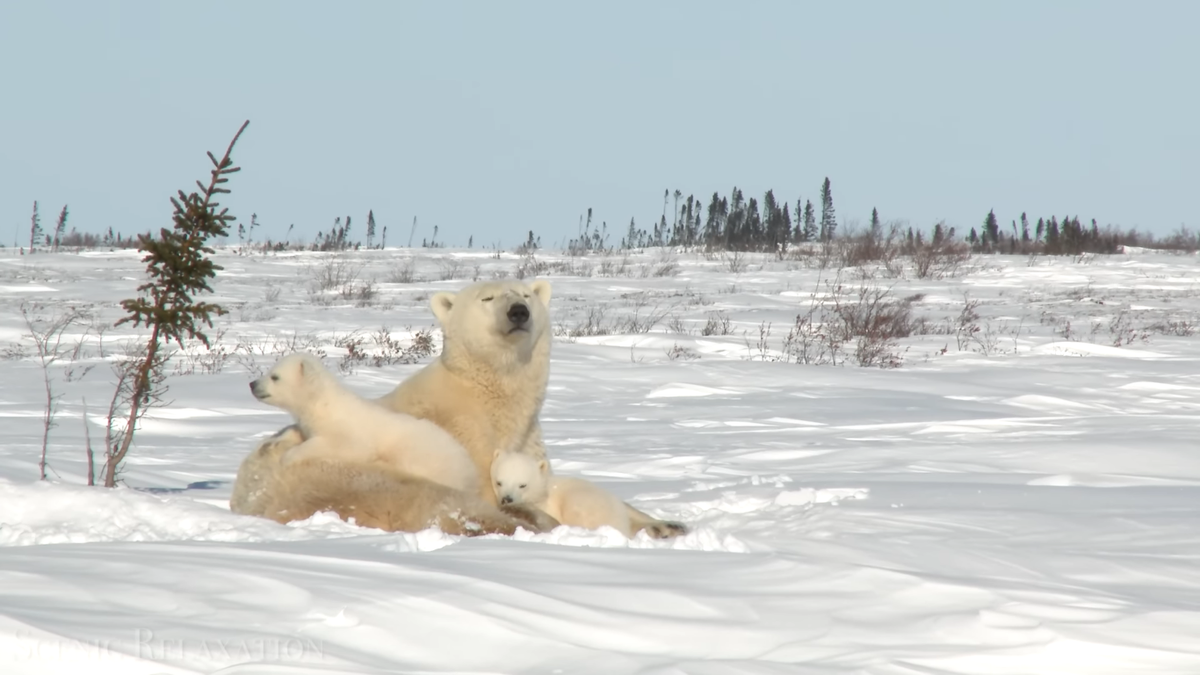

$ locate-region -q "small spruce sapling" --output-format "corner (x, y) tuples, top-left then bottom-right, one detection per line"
(102, 120), (249, 488)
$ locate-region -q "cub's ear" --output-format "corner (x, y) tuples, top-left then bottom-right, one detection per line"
(430, 292), (455, 324)
(492, 448), (502, 459)
(537, 459), (548, 474)
(529, 279), (552, 306)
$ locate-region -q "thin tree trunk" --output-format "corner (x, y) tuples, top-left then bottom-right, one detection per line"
(83, 397), (95, 486)
(39, 365), (52, 480)
(104, 326), (159, 488)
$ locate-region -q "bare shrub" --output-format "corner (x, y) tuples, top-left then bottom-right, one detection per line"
(701, 311), (733, 336)
(722, 250), (748, 273)
(1147, 318), (1198, 337)
(557, 305), (611, 337)
(666, 343), (700, 361)
(337, 326), (436, 375)
(436, 258), (465, 281)
(829, 283), (917, 343)
(174, 327), (232, 376)
(912, 240), (972, 280)
(954, 293), (982, 351)
(230, 332), (328, 376)
(307, 256), (362, 292)
(597, 254), (631, 277)
(340, 278), (378, 307)
(759, 274), (918, 368)
(1108, 310), (1150, 347)
(620, 294), (674, 333)
(386, 258), (418, 284)
(515, 252), (547, 280)
(641, 250), (680, 278)
(19, 303), (90, 480)
(840, 229), (899, 269)
(665, 315), (688, 334)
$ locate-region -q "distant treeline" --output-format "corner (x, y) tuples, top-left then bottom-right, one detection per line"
(12, 181), (1197, 256)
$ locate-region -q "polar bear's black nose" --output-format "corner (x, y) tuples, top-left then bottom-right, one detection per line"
(501, 495), (514, 505)
(507, 303), (530, 326)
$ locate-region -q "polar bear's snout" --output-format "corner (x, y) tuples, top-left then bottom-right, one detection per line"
(500, 494), (514, 505)
(506, 302), (530, 331)
(249, 379), (269, 400)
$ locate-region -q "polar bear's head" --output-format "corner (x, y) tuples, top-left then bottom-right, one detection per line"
(249, 353), (329, 414)
(430, 279), (552, 371)
(490, 449), (550, 506)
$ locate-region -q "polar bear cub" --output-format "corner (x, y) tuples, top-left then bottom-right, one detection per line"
(250, 353), (480, 495)
(490, 449), (634, 537)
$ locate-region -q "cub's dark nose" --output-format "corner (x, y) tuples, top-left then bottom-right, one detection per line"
(507, 302), (530, 325)
(501, 495), (514, 505)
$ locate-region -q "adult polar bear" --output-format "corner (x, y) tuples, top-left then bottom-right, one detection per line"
(231, 278), (686, 538)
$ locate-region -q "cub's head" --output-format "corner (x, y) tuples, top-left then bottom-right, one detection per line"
(430, 279), (552, 369)
(249, 353), (328, 413)
(490, 449), (550, 506)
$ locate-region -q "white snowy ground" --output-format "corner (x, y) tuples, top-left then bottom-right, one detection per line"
(2, 245), (1199, 674)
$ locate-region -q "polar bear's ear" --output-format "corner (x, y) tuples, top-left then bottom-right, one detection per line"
(430, 292), (455, 324)
(492, 447), (502, 459)
(529, 279), (552, 306)
(536, 459), (549, 475)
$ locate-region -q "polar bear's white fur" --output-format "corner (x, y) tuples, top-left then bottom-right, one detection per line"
(249, 353), (479, 495)
(229, 426), (546, 536)
(231, 278), (686, 538)
(375, 279), (555, 503)
(491, 450), (634, 537)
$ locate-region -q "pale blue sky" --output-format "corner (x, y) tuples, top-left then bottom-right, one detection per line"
(2, 1), (1196, 248)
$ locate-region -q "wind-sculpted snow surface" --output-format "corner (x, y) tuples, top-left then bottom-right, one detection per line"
(2, 247), (1200, 673)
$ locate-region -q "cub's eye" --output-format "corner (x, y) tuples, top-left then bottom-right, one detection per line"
(518, 483), (527, 488)
(270, 374), (280, 382)
(481, 296), (494, 302)
(523, 293), (531, 299)
(495, 481), (502, 486)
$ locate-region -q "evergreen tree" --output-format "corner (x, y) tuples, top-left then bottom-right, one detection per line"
(870, 207), (881, 238)
(1046, 216), (1061, 252)
(969, 227), (979, 247)
(744, 197), (762, 249)
(792, 199), (803, 242)
(802, 200), (818, 242)
(625, 217), (639, 250)
(29, 201), (42, 253)
(763, 190), (781, 249)
(366, 210), (376, 248)
(53, 205), (69, 252)
(704, 193), (723, 246)
(819, 177), (836, 241)
(1021, 212), (1030, 242)
(779, 203), (792, 252)
(984, 209), (999, 249)
(107, 120), (249, 487)
(725, 188), (745, 248)
(1036, 217), (1045, 242)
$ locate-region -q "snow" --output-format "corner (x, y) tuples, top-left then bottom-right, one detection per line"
(3, 246), (1200, 673)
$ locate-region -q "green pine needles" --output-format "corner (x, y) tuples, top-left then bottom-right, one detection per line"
(103, 120), (249, 487)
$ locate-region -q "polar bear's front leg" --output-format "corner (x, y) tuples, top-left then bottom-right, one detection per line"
(229, 424), (306, 516)
(280, 436), (341, 467)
